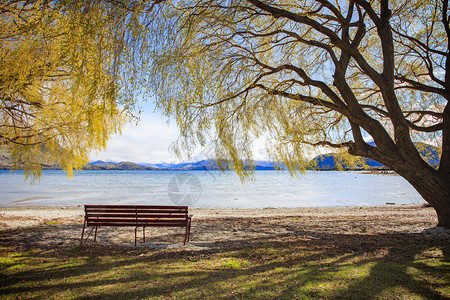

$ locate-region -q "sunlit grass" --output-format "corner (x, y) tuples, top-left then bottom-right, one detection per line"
(1, 235), (448, 299)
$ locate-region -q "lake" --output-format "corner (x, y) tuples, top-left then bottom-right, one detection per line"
(0, 170), (425, 208)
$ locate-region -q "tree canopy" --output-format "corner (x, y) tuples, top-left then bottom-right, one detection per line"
(0, 0), (152, 177)
(147, 0), (450, 226)
(2, 0), (449, 226)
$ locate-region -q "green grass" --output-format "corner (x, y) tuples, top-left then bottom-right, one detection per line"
(43, 221), (61, 225)
(0, 234), (449, 299)
(220, 258), (249, 269)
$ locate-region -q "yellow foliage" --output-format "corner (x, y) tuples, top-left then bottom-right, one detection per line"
(0, 0), (150, 178)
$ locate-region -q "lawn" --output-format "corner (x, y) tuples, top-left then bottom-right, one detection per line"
(1, 231), (448, 299)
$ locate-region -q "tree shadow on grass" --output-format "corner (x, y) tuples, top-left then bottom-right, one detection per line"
(0, 224), (448, 299)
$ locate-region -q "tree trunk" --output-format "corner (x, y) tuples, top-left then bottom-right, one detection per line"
(436, 206), (450, 228)
(417, 186), (450, 228)
(397, 167), (450, 228)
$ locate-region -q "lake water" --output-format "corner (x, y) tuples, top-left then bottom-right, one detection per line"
(0, 170), (425, 208)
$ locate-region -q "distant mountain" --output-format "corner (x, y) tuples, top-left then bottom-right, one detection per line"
(0, 149), (12, 170)
(90, 160), (120, 166)
(311, 154), (385, 171)
(143, 160), (286, 171)
(415, 142), (441, 168)
(138, 162), (173, 169)
(85, 161), (156, 170)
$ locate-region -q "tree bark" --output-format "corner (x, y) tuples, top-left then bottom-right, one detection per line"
(369, 154), (450, 228)
(403, 170), (450, 228)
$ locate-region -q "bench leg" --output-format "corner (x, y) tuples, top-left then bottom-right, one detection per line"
(187, 220), (191, 242)
(143, 227), (146, 243)
(94, 226), (98, 242)
(135, 227), (138, 247)
(184, 227), (188, 245)
(80, 226), (95, 247)
(184, 219), (191, 245)
(80, 220), (87, 246)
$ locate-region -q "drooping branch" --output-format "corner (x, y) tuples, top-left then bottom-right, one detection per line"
(392, 28), (447, 57)
(246, 0), (342, 44)
(353, 0), (381, 27)
(360, 104), (389, 117)
(393, 35), (446, 87)
(394, 76), (447, 97)
(253, 83), (350, 116)
(236, 29), (339, 65)
(404, 110), (443, 119)
(303, 140), (355, 149)
(407, 121), (443, 132)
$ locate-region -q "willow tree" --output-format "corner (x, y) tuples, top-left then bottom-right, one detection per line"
(0, 0), (152, 177)
(148, 0), (450, 227)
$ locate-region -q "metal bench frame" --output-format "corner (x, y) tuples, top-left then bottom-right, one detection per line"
(80, 205), (192, 246)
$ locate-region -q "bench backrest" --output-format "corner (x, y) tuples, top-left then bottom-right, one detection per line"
(84, 205), (189, 227)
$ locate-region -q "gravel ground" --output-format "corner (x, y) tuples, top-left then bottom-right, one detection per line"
(0, 205), (446, 253)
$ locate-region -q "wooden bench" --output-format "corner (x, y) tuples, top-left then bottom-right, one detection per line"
(80, 205), (192, 246)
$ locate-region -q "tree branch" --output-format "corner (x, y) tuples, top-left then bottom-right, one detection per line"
(407, 121), (443, 132)
(253, 83), (350, 115)
(394, 75), (447, 97)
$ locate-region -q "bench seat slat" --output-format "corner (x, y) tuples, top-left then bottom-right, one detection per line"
(85, 205), (188, 209)
(87, 218), (186, 222)
(86, 213), (187, 218)
(88, 222), (187, 227)
(85, 209), (187, 213)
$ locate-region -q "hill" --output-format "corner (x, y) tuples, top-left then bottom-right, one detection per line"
(84, 161), (156, 170)
(0, 154), (156, 171)
(0, 149), (12, 170)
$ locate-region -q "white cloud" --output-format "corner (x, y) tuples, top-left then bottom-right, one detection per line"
(92, 116), (275, 163)
(90, 113), (181, 163)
